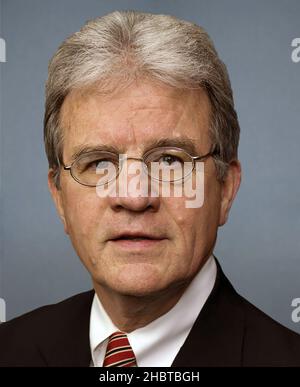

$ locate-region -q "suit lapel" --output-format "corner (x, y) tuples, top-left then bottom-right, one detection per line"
(172, 261), (245, 366)
(40, 290), (94, 366)
(36, 261), (245, 367)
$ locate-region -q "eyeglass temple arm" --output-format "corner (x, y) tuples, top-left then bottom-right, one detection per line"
(192, 148), (219, 161)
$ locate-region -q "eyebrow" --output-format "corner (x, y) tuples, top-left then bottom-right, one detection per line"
(69, 136), (201, 162)
(70, 144), (121, 161)
(143, 137), (199, 155)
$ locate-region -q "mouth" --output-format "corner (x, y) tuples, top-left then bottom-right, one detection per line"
(108, 232), (167, 249)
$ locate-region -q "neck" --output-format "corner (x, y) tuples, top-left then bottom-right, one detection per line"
(93, 281), (190, 332)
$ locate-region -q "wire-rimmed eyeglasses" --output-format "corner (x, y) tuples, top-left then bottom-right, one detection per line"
(62, 146), (218, 187)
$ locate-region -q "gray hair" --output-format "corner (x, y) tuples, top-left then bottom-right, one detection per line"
(44, 10), (240, 187)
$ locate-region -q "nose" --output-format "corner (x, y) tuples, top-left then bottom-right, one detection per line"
(108, 158), (160, 212)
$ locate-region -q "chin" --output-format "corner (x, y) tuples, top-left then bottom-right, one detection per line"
(113, 285), (162, 298)
(99, 265), (171, 297)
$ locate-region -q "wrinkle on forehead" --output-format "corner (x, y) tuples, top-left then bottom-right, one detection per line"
(60, 80), (212, 161)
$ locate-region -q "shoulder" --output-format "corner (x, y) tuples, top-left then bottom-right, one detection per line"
(210, 260), (300, 366)
(0, 290), (94, 333)
(235, 291), (300, 366)
(0, 290), (94, 366)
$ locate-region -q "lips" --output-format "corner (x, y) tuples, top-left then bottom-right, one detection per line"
(108, 231), (167, 249)
(115, 236), (155, 241)
(109, 232), (165, 241)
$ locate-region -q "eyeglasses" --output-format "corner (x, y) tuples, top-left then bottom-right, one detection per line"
(62, 146), (218, 187)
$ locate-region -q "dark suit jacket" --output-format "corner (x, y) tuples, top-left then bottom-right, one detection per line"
(1, 262), (300, 367)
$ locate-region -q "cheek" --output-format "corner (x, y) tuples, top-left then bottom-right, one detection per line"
(61, 184), (105, 239)
(204, 175), (221, 222)
(165, 173), (220, 240)
(163, 175), (221, 265)
(163, 200), (209, 278)
(163, 196), (200, 254)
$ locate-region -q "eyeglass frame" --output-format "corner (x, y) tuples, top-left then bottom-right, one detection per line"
(62, 146), (219, 187)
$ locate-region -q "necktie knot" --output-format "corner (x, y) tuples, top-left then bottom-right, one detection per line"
(103, 331), (137, 367)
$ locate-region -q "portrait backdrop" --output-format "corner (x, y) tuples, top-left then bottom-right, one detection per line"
(0, 0), (299, 332)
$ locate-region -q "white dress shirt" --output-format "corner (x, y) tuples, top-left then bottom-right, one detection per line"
(90, 255), (217, 367)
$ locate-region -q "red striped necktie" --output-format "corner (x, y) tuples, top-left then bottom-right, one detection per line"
(103, 331), (137, 367)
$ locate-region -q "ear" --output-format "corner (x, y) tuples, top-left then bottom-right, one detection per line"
(219, 160), (242, 226)
(48, 169), (69, 234)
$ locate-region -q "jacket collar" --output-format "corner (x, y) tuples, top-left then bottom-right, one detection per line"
(40, 259), (245, 367)
(172, 259), (245, 366)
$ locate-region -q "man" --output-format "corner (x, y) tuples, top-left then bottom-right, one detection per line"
(0, 10), (299, 367)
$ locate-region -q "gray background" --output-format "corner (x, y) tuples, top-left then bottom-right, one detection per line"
(0, 0), (299, 333)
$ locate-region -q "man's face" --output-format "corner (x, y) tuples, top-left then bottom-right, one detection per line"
(49, 80), (240, 297)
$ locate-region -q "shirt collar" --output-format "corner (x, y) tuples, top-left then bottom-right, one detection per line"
(90, 255), (216, 366)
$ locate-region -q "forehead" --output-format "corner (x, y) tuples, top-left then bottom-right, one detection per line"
(60, 80), (211, 159)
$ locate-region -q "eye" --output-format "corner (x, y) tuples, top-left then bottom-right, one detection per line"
(159, 154), (183, 166)
(89, 158), (117, 173)
(94, 159), (111, 169)
(77, 156), (117, 173)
